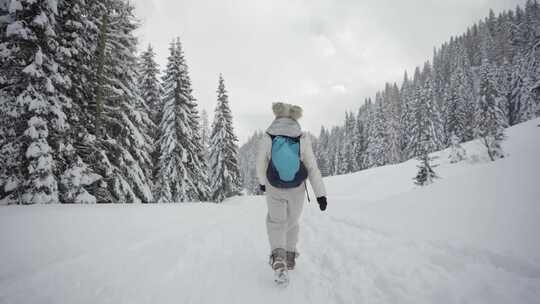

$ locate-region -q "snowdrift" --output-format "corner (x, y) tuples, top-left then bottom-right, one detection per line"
(324, 117), (540, 261)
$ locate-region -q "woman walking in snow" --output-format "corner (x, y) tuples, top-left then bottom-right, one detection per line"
(256, 102), (327, 285)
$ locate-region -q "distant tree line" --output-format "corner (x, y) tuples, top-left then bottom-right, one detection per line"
(240, 2), (540, 191)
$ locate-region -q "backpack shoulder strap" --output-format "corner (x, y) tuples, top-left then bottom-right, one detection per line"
(266, 132), (276, 141)
(266, 132), (301, 141)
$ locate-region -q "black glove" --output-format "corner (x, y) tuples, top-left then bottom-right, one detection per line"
(259, 184), (266, 193)
(316, 196), (327, 211)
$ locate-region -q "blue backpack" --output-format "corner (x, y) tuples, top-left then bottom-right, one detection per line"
(266, 134), (308, 188)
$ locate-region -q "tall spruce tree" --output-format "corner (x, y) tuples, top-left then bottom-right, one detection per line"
(89, 0), (155, 204)
(341, 111), (357, 173)
(407, 63), (444, 158)
(200, 109), (210, 163)
(414, 136), (439, 186)
(365, 94), (387, 168)
(315, 126), (331, 176)
(445, 42), (475, 144)
(0, 0), (69, 204)
(138, 43), (162, 188)
(138, 44), (162, 134)
(384, 83), (402, 164)
(156, 38), (209, 203)
(57, 0), (106, 204)
(354, 106), (368, 171)
(208, 74), (242, 203)
(400, 72), (416, 160)
(404, 67), (424, 158)
(475, 59), (506, 161)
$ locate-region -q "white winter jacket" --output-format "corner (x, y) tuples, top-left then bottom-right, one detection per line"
(256, 118), (326, 198)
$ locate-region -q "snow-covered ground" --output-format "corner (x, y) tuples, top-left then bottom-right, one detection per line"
(1, 118), (539, 304)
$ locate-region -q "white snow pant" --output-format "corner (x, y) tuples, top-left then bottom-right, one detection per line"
(265, 184), (305, 253)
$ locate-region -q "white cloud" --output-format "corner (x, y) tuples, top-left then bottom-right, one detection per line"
(331, 84), (347, 94)
(313, 35), (337, 58)
(133, 0), (527, 143)
(300, 81), (321, 97)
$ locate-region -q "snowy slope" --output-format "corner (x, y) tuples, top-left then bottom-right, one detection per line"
(1, 119), (539, 304)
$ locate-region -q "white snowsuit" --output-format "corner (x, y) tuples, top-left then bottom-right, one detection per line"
(256, 115), (326, 253)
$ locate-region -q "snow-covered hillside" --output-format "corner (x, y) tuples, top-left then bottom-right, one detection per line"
(1, 119), (539, 304)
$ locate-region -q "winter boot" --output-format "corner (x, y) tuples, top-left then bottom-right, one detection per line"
(286, 251), (299, 270)
(269, 248), (287, 270)
(269, 248), (289, 286)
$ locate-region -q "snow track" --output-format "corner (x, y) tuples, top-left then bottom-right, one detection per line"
(303, 209), (540, 304)
(1, 119), (539, 303)
(0, 198), (538, 304)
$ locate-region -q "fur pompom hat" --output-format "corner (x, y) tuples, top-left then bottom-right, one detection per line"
(272, 102), (303, 121)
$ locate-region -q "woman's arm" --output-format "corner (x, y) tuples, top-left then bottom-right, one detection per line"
(301, 134), (326, 198)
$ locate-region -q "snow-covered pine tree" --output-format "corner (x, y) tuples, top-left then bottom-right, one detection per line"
(475, 59), (506, 161)
(414, 136), (439, 186)
(422, 63), (445, 152)
(506, 53), (534, 125)
(521, 43), (540, 119)
(327, 126), (342, 175)
(185, 78), (210, 201)
(328, 127), (338, 174)
(56, 0), (104, 204)
(530, 44), (540, 115)
(365, 93), (387, 168)
(0, 0), (68, 204)
(526, 0), (540, 114)
(89, 0), (155, 203)
(400, 72), (416, 160)
(336, 141), (349, 175)
(0, 0), (6, 204)
(0, 1), (8, 39)
(138, 44), (162, 135)
(491, 58), (511, 126)
(315, 126), (331, 176)
(404, 68), (424, 158)
(448, 133), (467, 163)
(445, 42), (476, 144)
(0, 2), (13, 203)
(156, 38), (209, 203)
(200, 109), (210, 163)
(239, 131), (264, 195)
(408, 63), (444, 158)
(341, 111), (357, 173)
(504, 1), (540, 123)
(353, 106), (368, 171)
(208, 74), (242, 203)
(383, 83), (402, 164)
(320, 127), (333, 176)
(60, 157), (101, 204)
(138, 43), (162, 188)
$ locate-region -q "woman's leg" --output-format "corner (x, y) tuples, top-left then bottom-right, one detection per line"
(266, 190), (287, 251)
(285, 187), (305, 252)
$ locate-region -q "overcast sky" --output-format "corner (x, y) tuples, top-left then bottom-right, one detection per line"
(133, 0), (524, 144)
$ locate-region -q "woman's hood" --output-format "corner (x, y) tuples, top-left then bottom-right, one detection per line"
(266, 117), (302, 138)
